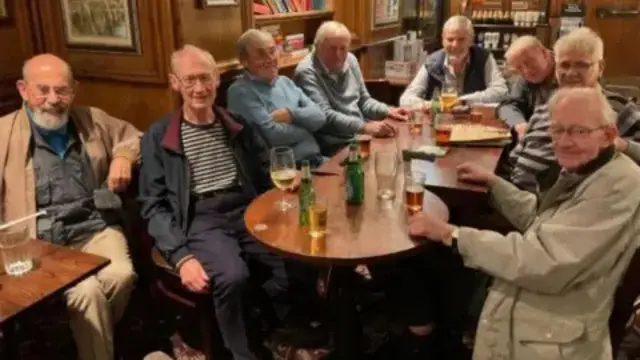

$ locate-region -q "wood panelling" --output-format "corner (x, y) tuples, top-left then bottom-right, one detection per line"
(36, 0), (174, 84)
(0, 0), (38, 114)
(73, 80), (174, 131)
(175, 0), (251, 63)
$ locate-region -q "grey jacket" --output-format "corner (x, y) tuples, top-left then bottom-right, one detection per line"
(458, 153), (640, 360)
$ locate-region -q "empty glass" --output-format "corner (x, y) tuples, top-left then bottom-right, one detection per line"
(374, 151), (398, 200)
(0, 224), (33, 276)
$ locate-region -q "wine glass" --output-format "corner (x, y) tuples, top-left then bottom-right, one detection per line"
(270, 147), (297, 212)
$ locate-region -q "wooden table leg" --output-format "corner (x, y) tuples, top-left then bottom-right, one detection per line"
(327, 267), (364, 360)
(1, 320), (19, 359)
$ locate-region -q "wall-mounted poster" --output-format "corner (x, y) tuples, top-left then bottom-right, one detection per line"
(60, 0), (140, 52)
(373, 0), (400, 28)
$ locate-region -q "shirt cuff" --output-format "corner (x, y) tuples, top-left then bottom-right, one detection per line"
(169, 246), (194, 269)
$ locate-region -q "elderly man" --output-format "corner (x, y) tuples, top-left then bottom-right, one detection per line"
(509, 27), (640, 191)
(227, 29), (326, 167)
(139, 45), (290, 360)
(0, 54), (140, 360)
(497, 35), (556, 137)
(409, 87), (640, 360)
(399, 15), (508, 108)
(294, 20), (408, 156)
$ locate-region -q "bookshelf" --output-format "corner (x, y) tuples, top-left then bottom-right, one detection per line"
(250, 0), (335, 73)
(255, 9), (334, 25)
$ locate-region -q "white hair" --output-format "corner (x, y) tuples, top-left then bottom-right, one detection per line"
(236, 29), (274, 60)
(170, 44), (217, 74)
(548, 87), (616, 126)
(553, 27), (604, 62)
(314, 21), (351, 48)
(505, 35), (545, 61)
(443, 15), (474, 39)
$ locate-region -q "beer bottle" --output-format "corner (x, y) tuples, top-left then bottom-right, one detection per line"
(345, 141), (365, 205)
(298, 160), (315, 226)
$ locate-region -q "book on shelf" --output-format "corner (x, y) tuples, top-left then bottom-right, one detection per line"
(253, 0), (326, 14)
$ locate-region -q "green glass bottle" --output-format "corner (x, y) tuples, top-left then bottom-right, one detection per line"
(298, 160), (315, 226)
(431, 87), (441, 118)
(345, 141), (365, 205)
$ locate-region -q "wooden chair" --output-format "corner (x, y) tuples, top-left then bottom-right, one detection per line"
(141, 231), (221, 360)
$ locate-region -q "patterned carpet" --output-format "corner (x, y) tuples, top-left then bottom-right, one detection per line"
(2, 287), (640, 360)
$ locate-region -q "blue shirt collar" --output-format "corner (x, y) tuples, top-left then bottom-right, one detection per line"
(245, 70), (278, 86)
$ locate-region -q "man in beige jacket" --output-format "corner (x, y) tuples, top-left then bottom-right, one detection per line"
(409, 87), (640, 359)
(0, 54), (141, 360)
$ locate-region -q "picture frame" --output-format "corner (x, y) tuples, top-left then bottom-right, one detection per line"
(372, 0), (401, 28)
(197, 0), (239, 7)
(0, 0), (14, 25)
(60, 0), (140, 53)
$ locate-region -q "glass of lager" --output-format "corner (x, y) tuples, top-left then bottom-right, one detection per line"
(309, 196), (328, 238)
(405, 171), (426, 215)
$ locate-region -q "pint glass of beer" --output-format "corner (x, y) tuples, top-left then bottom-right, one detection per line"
(355, 134), (372, 159)
(309, 197), (328, 238)
(440, 85), (458, 112)
(405, 172), (426, 215)
(409, 111), (424, 135)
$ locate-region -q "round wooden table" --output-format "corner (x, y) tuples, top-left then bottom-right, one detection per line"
(245, 142), (449, 359)
(244, 164), (449, 265)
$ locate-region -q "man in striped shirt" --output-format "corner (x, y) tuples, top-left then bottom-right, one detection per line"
(509, 28), (640, 192)
(139, 45), (295, 360)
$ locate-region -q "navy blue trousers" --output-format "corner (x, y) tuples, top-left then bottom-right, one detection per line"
(187, 190), (289, 360)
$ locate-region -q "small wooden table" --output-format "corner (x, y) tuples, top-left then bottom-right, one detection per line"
(0, 240), (109, 357)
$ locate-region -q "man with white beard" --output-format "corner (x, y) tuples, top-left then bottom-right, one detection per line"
(0, 54), (141, 360)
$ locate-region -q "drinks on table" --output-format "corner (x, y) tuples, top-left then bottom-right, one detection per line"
(355, 134), (372, 159)
(440, 85), (458, 113)
(345, 141), (365, 205)
(405, 171), (426, 215)
(298, 160), (315, 227)
(409, 110), (424, 135)
(271, 169), (297, 190)
(270, 146), (297, 211)
(309, 197), (328, 239)
(374, 151), (398, 200)
(0, 223), (33, 276)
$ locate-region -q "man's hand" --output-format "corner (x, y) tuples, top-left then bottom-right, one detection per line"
(387, 107), (410, 122)
(514, 123), (528, 140)
(614, 137), (629, 152)
(408, 212), (453, 242)
(457, 162), (497, 186)
(363, 121), (396, 138)
(179, 258), (210, 293)
(107, 157), (133, 192)
(271, 108), (292, 123)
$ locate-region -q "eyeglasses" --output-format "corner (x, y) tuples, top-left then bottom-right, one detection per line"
(30, 83), (76, 100)
(549, 124), (606, 139)
(557, 60), (597, 73)
(177, 73), (216, 88)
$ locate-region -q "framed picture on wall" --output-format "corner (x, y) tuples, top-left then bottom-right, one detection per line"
(60, 0), (140, 52)
(373, 0), (401, 28)
(197, 0), (239, 7)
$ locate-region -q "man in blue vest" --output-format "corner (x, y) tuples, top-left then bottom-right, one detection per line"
(399, 15), (508, 108)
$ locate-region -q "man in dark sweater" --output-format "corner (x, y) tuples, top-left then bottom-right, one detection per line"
(497, 35), (556, 138)
(139, 45), (294, 360)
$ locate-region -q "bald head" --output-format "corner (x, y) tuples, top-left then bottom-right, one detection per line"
(171, 44), (217, 77)
(17, 54), (75, 130)
(548, 87), (617, 170)
(22, 54), (74, 83)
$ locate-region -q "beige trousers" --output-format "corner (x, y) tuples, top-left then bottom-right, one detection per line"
(64, 226), (137, 360)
